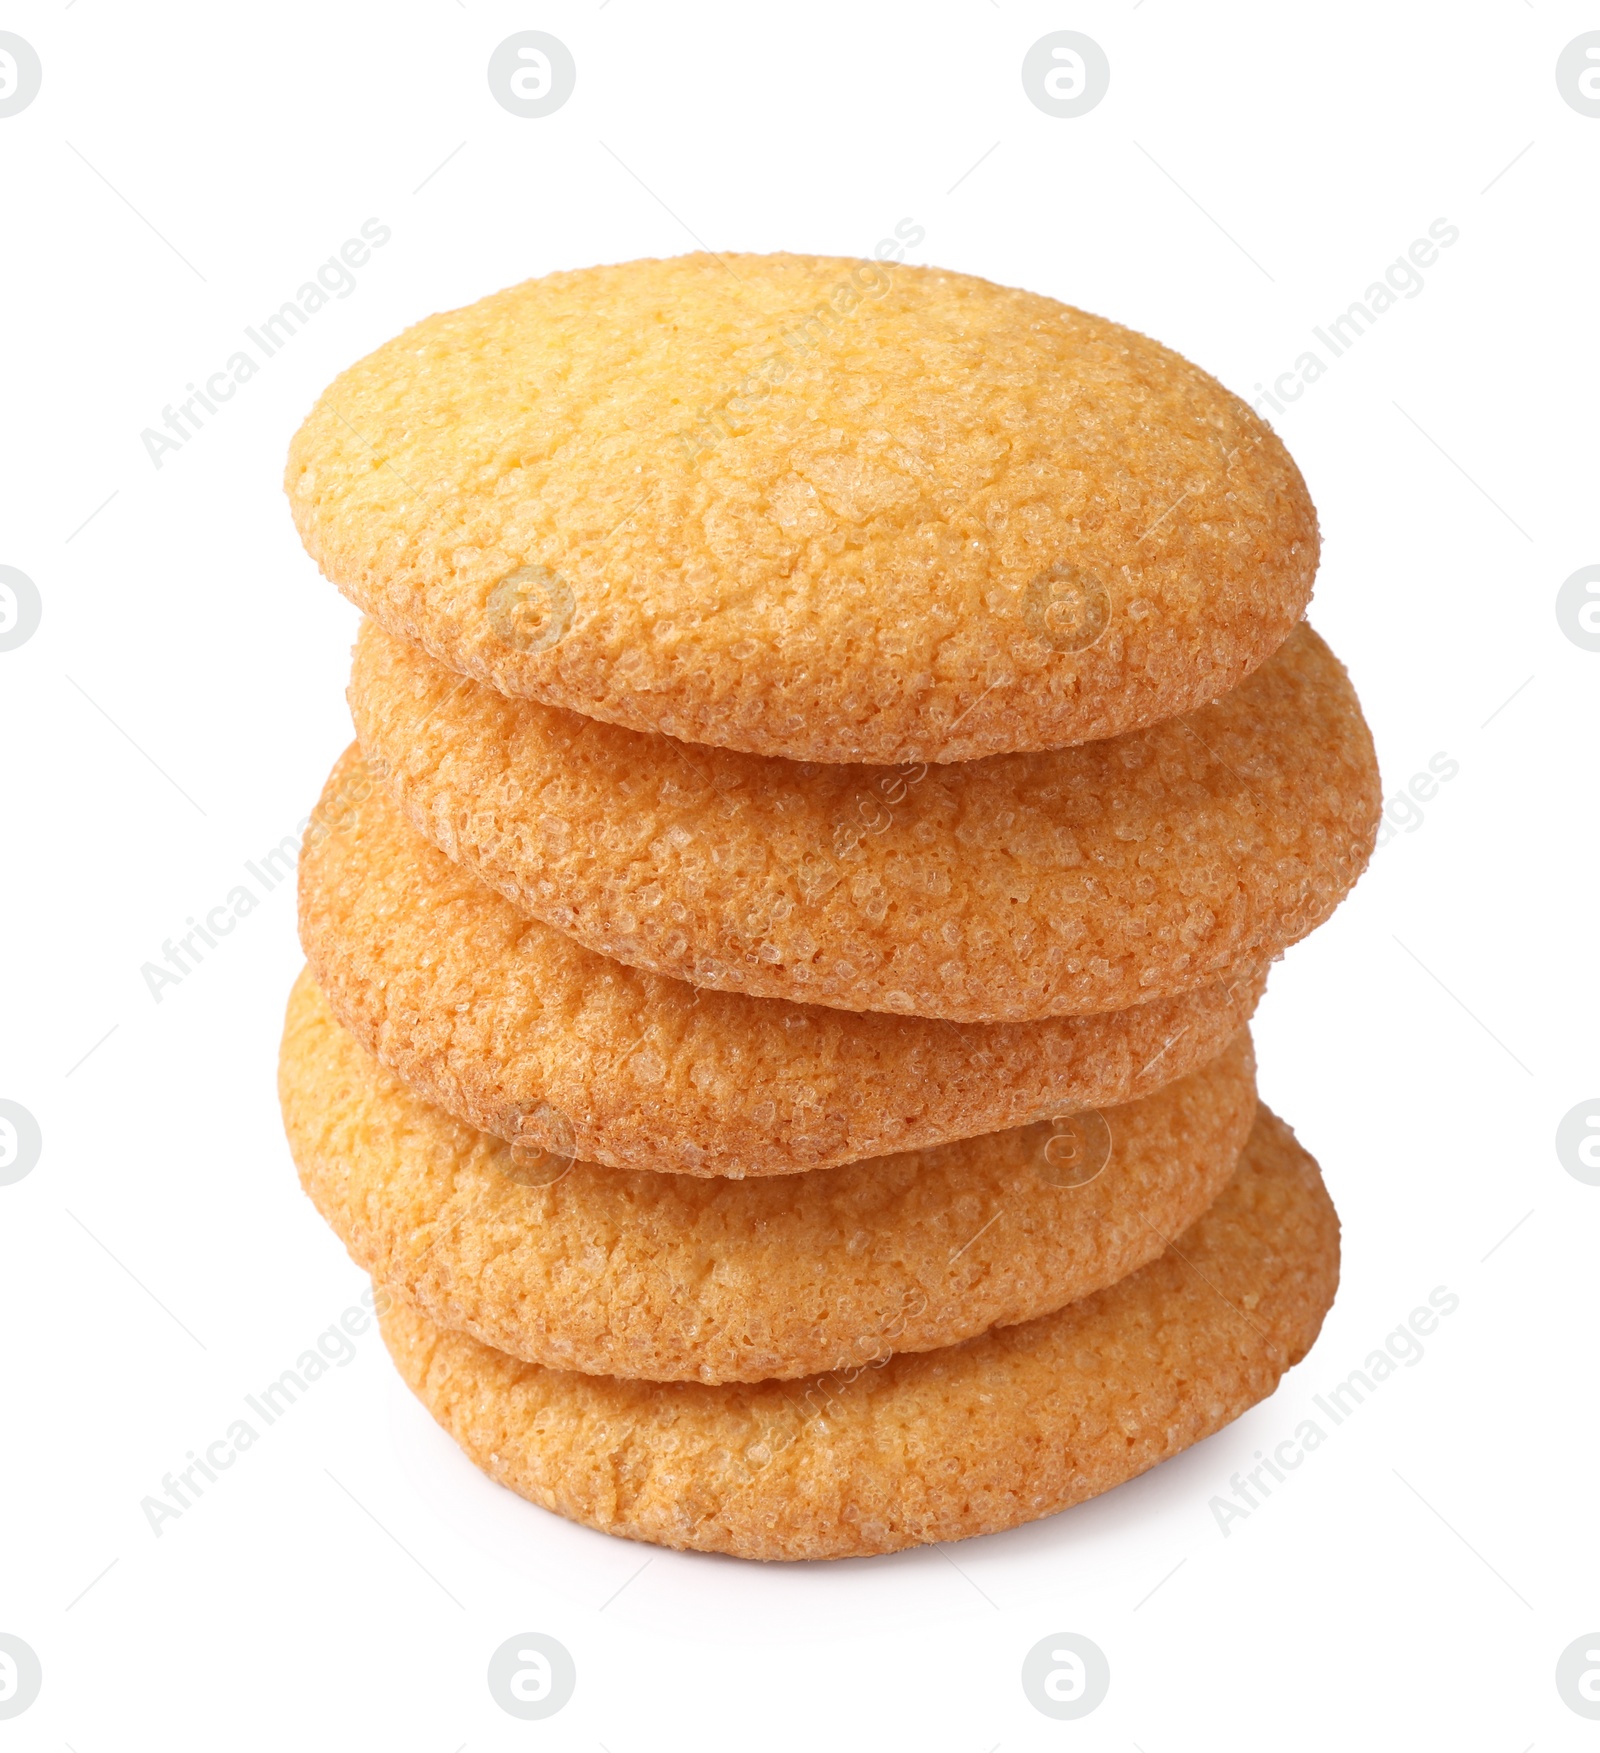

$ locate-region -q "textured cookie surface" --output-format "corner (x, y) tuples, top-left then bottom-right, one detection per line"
(287, 253), (1318, 764)
(351, 619), (1378, 1022)
(281, 967), (1257, 1383)
(379, 1106), (1337, 1558)
(300, 745), (1267, 1175)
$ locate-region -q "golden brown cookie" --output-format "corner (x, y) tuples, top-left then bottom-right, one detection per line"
(300, 745), (1267, 1176)
(350, 619), (1378, 1023)
(280, 966), (1258, 1384)
(378, 1105), (1337, 1558)
(286, 253), (1318, 764)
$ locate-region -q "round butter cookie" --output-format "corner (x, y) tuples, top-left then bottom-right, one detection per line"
(350, 619), (1378, 1023)
(286, 253), (1318, 764)
(377, 1106), (1337, 1558)
(280, 966), (1257, 1384)
(300, 745), (1267, 1176)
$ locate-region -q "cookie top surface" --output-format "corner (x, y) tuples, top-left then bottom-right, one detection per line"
(351, 619), (1379, 1022)
(281, 967), (1257, 1384)
(299, 745), (1267, 1176)
(287, 253), (1318, 764)
(379, 1105), (1338, 1557)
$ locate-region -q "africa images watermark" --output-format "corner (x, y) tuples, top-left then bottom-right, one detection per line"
(739, 1288), (930, 1484)
(140, 1286), (390, 1537)
(1250, 218), (1459, 419)
(670, 219), (925, 468)
(793, 758), (931, 915)
(472, 220), (929, 665)
(1374, 751), (1459, 850)
(1209, 1285), (1460, 1536)
(140, 218), (391, 469)
(140, 755), (382, 1002)
(733, 1114), (1113, 1487)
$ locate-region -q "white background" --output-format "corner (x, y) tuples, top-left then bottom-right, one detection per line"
(2, 2), (1596, 1746)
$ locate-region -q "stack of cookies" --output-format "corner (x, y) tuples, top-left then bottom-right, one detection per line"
(276, 255), (1380, 1561)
